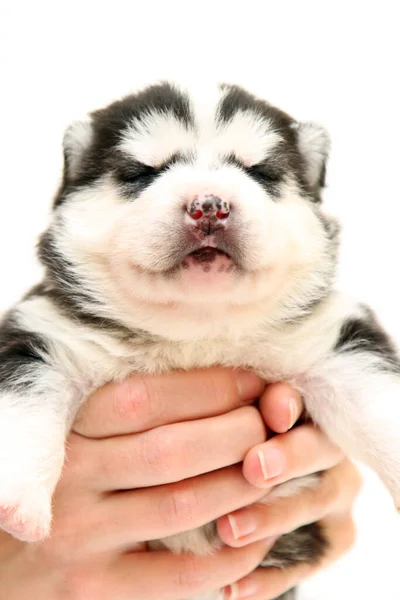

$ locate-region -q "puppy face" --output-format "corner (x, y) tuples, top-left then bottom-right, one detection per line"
(39, 83), (338, 339)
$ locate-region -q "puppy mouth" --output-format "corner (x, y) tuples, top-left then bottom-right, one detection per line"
(186, 246), (232, 263)
(179, 245), (235, 276)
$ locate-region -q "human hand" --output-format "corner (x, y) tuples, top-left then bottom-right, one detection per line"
(0, 369), (276, 599)
(217, 383), (362, 600)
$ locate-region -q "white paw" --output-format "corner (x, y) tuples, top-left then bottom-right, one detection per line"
(0, 485), (52, 542)
(0, 393), (67, 541)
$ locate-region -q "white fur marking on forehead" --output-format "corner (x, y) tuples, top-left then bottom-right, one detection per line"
(119, 112), (195, 167)
(214, 111), (282, 166)
(119, 108), (281, 169)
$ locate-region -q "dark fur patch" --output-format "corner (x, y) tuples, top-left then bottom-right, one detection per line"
(218, 85), (326, 202)
(261, 522), (328, 568)
(0, 312), (48, 392)
(114, 152), (191, 200)
(218, 85), (292, 129)
(26, 282), (133, 338)
(275, 591), (297, 600)
(37, 228), (94, 307)
(335, 309), (400, 373)
(54, 83), (193, 206)
(36, 231), (132, 336)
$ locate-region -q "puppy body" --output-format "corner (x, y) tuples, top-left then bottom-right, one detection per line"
(1, 82), (400, 599)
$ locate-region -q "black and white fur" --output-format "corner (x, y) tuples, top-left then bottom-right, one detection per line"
(1, 82), (400, 600)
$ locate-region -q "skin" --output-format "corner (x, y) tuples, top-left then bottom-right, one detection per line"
(0, 370), (361, 600)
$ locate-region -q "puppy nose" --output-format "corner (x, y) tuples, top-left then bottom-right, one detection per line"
(187, 194), (230, 228)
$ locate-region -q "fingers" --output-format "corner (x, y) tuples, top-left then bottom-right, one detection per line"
(258, 383), (304, 433)
(242, 423), (343, 489)
(65, 541), (276, 600)
(52, 465), (270, 555)
(223, 563), (313, 600)
(67, 406), (266, 491)
(222, 512), (356, 600)
(101, 465), (270, 549)
(74, 369), (265, 438)
(217, 459), (361, 547)
(220, 461), (360, 599)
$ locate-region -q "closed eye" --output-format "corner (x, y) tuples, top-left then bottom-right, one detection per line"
(225, 154), (280, 179)
(116, 152), (185, 185)
(224, 153), (282, 197)
(114, 152), (188, 198)
(246, 164), (282, 198)
(118, 163), (158, 184)
(245, 163), (282, 183)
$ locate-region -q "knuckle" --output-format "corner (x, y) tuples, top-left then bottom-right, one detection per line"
(161, 481), (199, 530)
(112, 376), (151, 424)
(175, 555), (207, 593)
(140, 427), (178, 476)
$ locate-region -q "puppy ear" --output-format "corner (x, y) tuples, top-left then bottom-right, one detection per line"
(62, 118), (93, 179)
(294, 122), (330, 190)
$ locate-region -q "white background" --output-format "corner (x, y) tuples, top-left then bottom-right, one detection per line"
(1, 1), (400, 598)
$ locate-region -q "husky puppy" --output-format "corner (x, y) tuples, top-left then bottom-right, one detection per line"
(1, 82), (399, 600)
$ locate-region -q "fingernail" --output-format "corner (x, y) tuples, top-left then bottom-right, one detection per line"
(258, 447), (285, 480)
(236, 371), (264, 401)
(227, 512), (257, 539)
(223, 538), (278, 598)
(224, 579), (258, 599)
(288, 397), (298, 429)
(224, 582), (240, 599)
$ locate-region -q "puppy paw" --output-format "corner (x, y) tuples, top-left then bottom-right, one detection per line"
(0, 404), (67, 542)
(0, 488), (52, 542)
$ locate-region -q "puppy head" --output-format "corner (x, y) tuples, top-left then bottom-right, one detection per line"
(39, 83), (338, 339)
